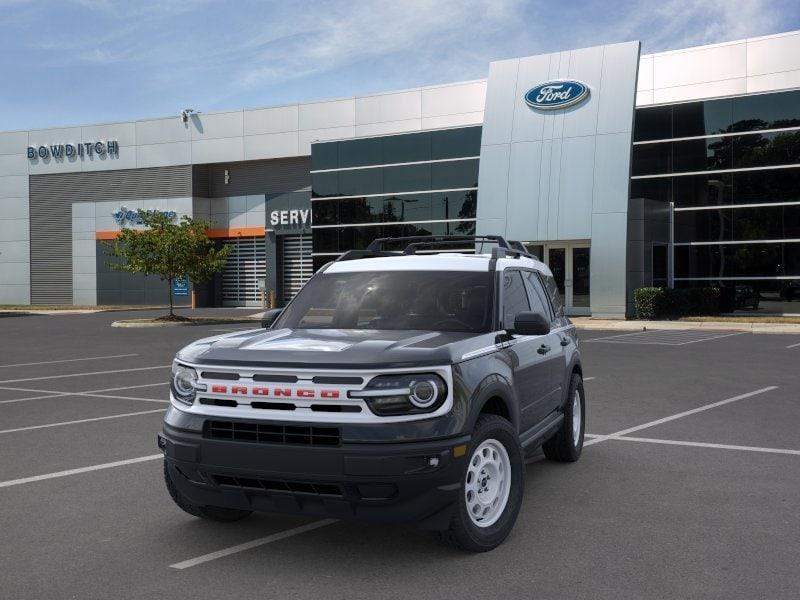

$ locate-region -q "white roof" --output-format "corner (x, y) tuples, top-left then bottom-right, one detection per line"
(324, 253), (552, 276)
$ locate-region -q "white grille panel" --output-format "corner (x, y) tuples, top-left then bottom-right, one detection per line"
(174, 360), (454, 424)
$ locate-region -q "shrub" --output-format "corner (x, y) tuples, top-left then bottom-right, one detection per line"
(633, 286), (720, 319)
(634, 287), (664, 320)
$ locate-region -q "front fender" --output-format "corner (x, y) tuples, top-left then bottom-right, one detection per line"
(453, 352), (519, 433)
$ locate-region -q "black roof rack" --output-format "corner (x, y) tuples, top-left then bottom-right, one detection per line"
(333, 235), (540, 262)
(506, 240), (539, 260)
(334, 249), (401, 262)
(366, 235), (508, 254)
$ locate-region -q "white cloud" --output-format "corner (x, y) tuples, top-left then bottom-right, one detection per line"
(234, 0), (526, 89)
(605, 0), (785, 52)
(2, 0), (796, 129)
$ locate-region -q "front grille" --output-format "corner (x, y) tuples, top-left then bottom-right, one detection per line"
(252, 373), (298, 383)
(311, 375), (364, 385)
(201, 371), (239, 380)
(205, 420), (341, 446)
(199, 398), (297, 410)
(211, 474), (343, 497)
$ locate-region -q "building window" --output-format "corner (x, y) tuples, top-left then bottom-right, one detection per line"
(631, 90), (800, 311)
(310, 127), (481, 263)
(633, 90), (800, 142)
(310, 126), (481, 172)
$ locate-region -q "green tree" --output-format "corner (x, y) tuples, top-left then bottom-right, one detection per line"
(104, 210), (230, 319)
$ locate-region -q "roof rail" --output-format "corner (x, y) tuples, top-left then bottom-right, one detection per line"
(507, 240), (539, 260)
(366, 235), (511, 255)
(334, 249), (401, 262)
(334, 235), (540, 262)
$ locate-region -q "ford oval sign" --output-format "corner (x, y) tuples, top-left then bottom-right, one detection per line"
(524, 80), (589, 110)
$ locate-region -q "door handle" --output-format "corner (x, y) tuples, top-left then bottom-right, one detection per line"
(537, 344), (551, 355)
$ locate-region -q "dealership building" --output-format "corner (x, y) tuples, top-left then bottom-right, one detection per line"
(1, 29), (800, 317)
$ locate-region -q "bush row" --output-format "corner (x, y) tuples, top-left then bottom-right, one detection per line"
(633, 287), (720, 320)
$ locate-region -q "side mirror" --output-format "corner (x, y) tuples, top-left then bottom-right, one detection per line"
(260, 308), (282, 329)
(513, 311), (550, 336)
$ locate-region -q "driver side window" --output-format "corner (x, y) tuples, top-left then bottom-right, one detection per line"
(502, 270), (531, 330)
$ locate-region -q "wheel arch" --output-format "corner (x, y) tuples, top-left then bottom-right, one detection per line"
(468, 378), (520, 433)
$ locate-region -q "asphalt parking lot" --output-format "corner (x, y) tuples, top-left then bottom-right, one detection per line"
(1, 310), (799, 599)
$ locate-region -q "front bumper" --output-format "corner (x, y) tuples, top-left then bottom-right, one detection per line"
(160, 419), (470, 530)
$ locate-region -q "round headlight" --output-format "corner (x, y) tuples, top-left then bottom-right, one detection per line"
(409, 379), (439, 408)
(171, 364), (199, 404)
(351, 372), (447, 416)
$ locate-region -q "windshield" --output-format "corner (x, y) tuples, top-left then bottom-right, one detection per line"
(274, 270), (493, 333)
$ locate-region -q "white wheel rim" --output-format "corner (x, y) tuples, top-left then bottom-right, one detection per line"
(572, 389), (582, 446)
(464, 439), (511, 528)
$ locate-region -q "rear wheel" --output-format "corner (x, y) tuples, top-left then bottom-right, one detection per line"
(439, 414), (524, 552)
(542, 373), (585, 462)
(163, 460), (252, 522)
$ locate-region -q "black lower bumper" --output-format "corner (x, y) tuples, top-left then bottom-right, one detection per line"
(160, 423), (470, 530)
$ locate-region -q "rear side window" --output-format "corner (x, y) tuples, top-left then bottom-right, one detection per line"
(502, 271), (531, 329)
(542, 274), (564, 317)
(522, 271), (552, 319)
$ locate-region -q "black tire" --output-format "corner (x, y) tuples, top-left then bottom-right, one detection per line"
(438, 414), (524, 552)
(542, 373), (585, 462)
(163, 460), (252, 522)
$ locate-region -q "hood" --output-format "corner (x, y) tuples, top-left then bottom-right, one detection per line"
(176, 327), (492, 369)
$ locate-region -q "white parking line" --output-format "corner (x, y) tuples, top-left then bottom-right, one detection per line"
(0, 353), (138, 369)
(586, 329), (745, 346)
(599, 435), (800, 456)
(169, 519), (339, 569)
(674, 332), (746, 345)
(0, 391), (64, 404)
(786, 341), (800, 349)
(0, 454), (162, 489)
(0, 382), (170, 405)
(585, 386), (778, 447)
(0, 364), (170, 384)
(0, 409), (165, 435)
(80, 393), (169, 404)
(583, 377), (595, 381)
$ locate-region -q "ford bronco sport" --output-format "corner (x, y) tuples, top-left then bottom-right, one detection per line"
(160, 235), (585, 551)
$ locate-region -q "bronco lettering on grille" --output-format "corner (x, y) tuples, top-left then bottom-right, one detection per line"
(208, 385), (340, 399)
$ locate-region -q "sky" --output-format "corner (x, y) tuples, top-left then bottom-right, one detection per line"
(1, 0), (799, 131)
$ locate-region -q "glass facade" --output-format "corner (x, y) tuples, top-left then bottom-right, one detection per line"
(311, 126), (481, 271)
(631, 89), (800, 313)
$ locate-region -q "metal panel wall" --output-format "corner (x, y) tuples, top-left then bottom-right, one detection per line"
(29, 165), (191, 304)
(29, 190), (71, 304)
(477, 41), (640, 318)
(637, 30), (800, 106)
(205, 157), (311, 197)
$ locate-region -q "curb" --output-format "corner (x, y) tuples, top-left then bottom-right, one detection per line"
(111, 319), (260, 328)
(572, 319), (800, 335)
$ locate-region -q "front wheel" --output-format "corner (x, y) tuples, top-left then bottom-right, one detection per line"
(542, 373), (585, 462)
(439, 414), (524, 552)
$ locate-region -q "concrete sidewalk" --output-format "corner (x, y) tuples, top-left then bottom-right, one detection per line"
(572, 317), (800, 335)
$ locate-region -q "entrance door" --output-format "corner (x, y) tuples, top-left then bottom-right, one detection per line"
(221, 236), (266, 307)
(570, 245), (591, 314)
(281, 234), (313, 303)
(526, 242), (591, 316)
